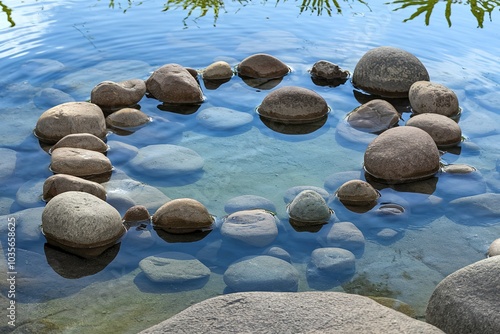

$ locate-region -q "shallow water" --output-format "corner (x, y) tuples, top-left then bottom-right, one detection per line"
(1, 0), (500, 332)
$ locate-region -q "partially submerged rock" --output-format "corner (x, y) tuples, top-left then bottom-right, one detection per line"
(409, 81), (460, 117)
(43, 174), (107, 201)
(406, 112), (462, 148)
(288, 190), (331, 225)
(237, 53), (289, 79)
(152, 198), (214, 234)
(347, 99), (400, 133)
(90, 79), (146, 110)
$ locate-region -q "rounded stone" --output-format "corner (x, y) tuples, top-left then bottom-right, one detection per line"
(409, 81), (460, 116)
(43, 174), (107, 201)
(308, 247), (356, 275)
(202, 61), (234, 80)
(426, 256), (500, 334)
(51, 133), (108, 153)
(325, 222), (365, 256)
(364, 126), (440, 184)
(352, 46), (430, 98)
(106, 107), (151, 128)
(224, 194), (276, 214)
(265, 247), (291, 263)
(223, 255), (299, 292)
(152, 198), (214, 234)
(0, 148), (17, 180)
(139, 251), (210, 283)
(123, 205), (151, 222)
(34, 87), (75, 109)
(90, 79), (146, 109)
(41, 191), (126, 256)
(258, 86), (328, 124)
(34, 102), (107, 144)
(50, 147), (113, 178)
(237, 53), (289, 79)
(196, 107), (253, 131)
(310, 60), (349, 80)
(288, 190), (331, 224)
(128, 144), (204, 177)
(487, 238), (500, 257)
(221, 209), (278, 247)
(146, 63), (203, 104)
(347, 99), (400, 133)
(284, 186), (330, 204)
(336, 180), (379, 206)
(406, 113), (462, 148)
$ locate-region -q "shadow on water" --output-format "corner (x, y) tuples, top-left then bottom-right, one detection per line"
(2, 0), (499, 28)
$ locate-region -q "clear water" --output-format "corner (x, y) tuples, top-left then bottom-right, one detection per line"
(1, 0), (500, 332)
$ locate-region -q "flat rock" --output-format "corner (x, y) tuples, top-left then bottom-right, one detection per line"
(223, 255), (299, 292)
(426, 256), (500, 334)
(446, 193), (500, 226)
(139, 252), (210, 283)
(221, 209), (278, 247)
(196, 107), (253, 130)
(128, 144), (204, 177)
(139, 291), (444, 334)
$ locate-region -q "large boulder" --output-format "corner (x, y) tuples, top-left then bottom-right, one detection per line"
(352, 46), (430, 98)
(347, 99), (400, 133)
(152, 198), (214, 234)
(145, 63), (203, 104)
(237, 53), (289, 78)
(41, 191), (126, 257)
(34, 102), (107, 144)
(409, 81), (460, 117)
(426, 256), (500, 334)
(221, 209), (278, 247)
(258, 86), (328, 124)
(406, 113), (462, 148)
(364, 126), (440, 184)
(139, 291), (445, 334)
(223, 255), (299, 292)
(90, 79), (146, 110)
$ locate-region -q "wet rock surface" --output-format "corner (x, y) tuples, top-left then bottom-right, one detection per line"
(152, 198), (214, 234)
(43, 174), (107, 201)
(221, 209), (278, 247)
(409, 81), (460, 116)
(50, 147), (113, 178)
(50, 133), (108, 153)
(237, 53), (289, 78)
(90, 79), (146, 110)
(406, 113), (462, 148)
(347, 99), (400, 133)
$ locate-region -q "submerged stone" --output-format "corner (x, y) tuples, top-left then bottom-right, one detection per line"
(352, 46), (430, 98)
(196, 107), (253, 131)
(221, 209), (278, 247)
(51, 133), (108, 153)
(43, 174), (107, 202)
(50, 147), (113, 178)
(139, 252), (210, 283)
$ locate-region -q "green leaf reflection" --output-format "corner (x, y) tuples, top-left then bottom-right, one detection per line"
(1, 1), (15, 27)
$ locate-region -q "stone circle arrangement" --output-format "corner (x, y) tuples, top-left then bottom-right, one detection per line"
(33, 46), (500, 333)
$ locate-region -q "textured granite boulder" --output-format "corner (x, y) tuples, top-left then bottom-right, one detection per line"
(146, 63), (203, 104)
(139, 252), (210, 283)
(347, 99), (400, 133)
(288, 190), (331, 224)
(406, 113), (462, 148)
(50, 147), (113, 178)
(34, 102), (107, 144)
(152, 198), (214, 234)
(335, 179), (379, 206)
(43, 174), (107, 201)
(90, 79), (146, 109)
(50, 133), (108, 153)
(106, 107), (150, 129)
(409, 81), (460, 116)
(223, 256), (299, 292)
(258, 86), (328, 124)
(202, 61), (234, 80)
(139, 292), (445, 334)
(41, 191), (126, 257)
(221, 209), (278, 247)
(352, 46), (430, 98)
(426, 256), (500, 334)
(237, 53), (289, 78)
(364, 126), (440, 184)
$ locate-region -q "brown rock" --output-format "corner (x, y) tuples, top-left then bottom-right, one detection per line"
(34, 102), (107, 144)
(409, 81), (460, 116)
(106, 107), (151, 128)
(406, 113), (462, 148)
(238, 53), (289, 79)
(364, 126), (440, 184)
(258, 86), (328, 124)
(347, 99), (400, 133)
(43, 174), (107, 201)
(146, 64), (203, 104)
(202, 61), (234, 80)
(123, 205), (151, 222)
(336, 180), (379, 206)
(50, 133), (108, 153)
(310, 60), (349, 80)
(90, 79), (146, 109)
(152, 198), (214, 234)
(50, 147), (113, 178)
